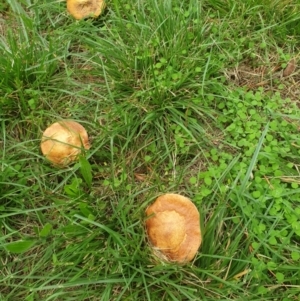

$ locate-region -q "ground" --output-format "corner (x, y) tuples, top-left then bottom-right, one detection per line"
(1, 0), (300, 300)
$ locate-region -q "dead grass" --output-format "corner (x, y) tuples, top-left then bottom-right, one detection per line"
(224, 54), (300, 103)
(0, 13), (7, 36)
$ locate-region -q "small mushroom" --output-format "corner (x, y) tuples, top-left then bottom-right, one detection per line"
(41, 120), (90, 167)
(145, 193), (201, 263)
(67, 0), (106, 20)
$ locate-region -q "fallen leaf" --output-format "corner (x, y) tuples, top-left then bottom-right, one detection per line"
(134, 173), (147, 182)
(283, 58), (296, 77)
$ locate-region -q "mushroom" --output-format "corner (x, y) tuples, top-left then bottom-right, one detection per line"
(67, 0), (106, 20)
(41, 120), (90, 167)
(145, 193), (201, 263)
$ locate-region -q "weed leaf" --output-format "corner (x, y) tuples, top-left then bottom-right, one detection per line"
(79, 156), (92, 188)
(5, 240), (36, 254)
(39, 223), (52, 238)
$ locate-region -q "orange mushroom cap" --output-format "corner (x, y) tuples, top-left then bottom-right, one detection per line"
(67, 0), (106, 20)
(41, 120), (90, 167)
(145, 193), (201, 263)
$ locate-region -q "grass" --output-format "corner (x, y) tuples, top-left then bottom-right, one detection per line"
(1, 0), (300, 300)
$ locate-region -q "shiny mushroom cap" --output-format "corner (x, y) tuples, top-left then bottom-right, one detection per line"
(41, 120), (90, 167)
(67, 0), (106, 20)
(145, 193), (201, 263)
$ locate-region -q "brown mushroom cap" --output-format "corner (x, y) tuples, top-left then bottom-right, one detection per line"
(67, 0), (106, 20)
(145, 193), (201, 263)
(41, 120), (90, 167)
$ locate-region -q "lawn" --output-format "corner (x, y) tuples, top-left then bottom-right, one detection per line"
(1, 0), (300, 300)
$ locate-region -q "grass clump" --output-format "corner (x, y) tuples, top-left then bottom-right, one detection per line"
(1, 0), (300, 300)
